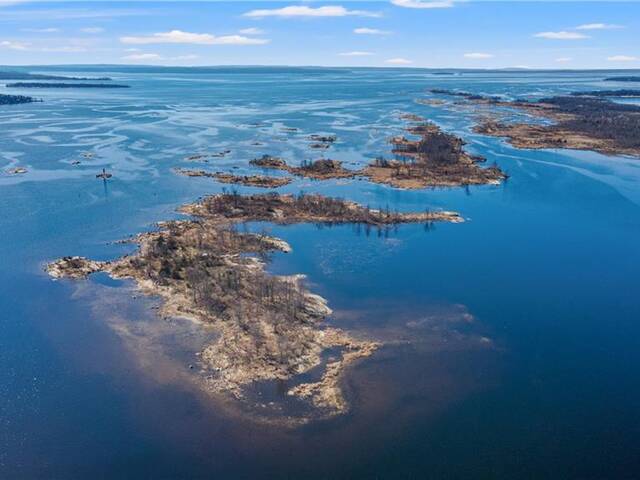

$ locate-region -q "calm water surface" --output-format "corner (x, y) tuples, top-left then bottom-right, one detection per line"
(1, 67), (639, 478)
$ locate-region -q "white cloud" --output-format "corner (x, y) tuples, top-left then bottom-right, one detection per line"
(120, 30), (269, 45)
(238, 27), (265, 35)
(555, 57), (572, 63)
(81, 27), (105, 34)
(0, 40), (30, 50)
(122, 53), (163, 61)
(534, 31), (588, 40)
(21, 27), (60, 33)
(390, 0), (454, 8)
(464, 52), (493, 59)
(339, 51), (374, 56)
(354, 27), (391, 35)
(173, 54), (199, 61)
(607, 55), (638, 62)
(575, 23), (623, 30)
(385, 57), (413, 65)
(243, 5), (381, 18)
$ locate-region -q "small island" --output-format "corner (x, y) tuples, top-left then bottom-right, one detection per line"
(0, 93), (38, 105)
(48, 192), (461, 418)
(175, 168), (292, 188)
(251, 155), (356, 180)
(361, 121), (506, 188)
(6, 82), (129, 89)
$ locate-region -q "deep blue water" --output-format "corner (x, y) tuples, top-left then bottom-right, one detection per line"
(1, 66), (639, 478)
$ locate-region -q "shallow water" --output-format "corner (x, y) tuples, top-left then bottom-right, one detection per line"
(1, 67), (639, 478)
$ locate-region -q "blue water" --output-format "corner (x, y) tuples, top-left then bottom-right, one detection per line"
(1, 66), (640, 478)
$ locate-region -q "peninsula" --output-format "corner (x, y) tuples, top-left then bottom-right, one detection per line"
(48, 192), (461, 418)
(473, 95), (640, 157)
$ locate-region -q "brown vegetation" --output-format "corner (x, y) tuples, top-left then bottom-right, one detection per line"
(461, 94), (640, 157)
(47, 192), (460, 418)
(175, 168), (291, 188)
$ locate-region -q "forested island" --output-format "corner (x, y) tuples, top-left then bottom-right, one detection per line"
(0, 93), (38, 105)
(0, 70), (111, 81)
(48, 192), (460, 419)
(6, 82), (129, 89)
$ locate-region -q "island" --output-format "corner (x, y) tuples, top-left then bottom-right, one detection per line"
(6, 82), (129, 89)
(361, 121), (506, 188)
(48, 192), (461, 418)
(0, 70), (112, 81)
(251, 155), (355, 180)
(0, 93), (38, 105)
(175, 168), (292, 188)
(250, 120), (507, 189)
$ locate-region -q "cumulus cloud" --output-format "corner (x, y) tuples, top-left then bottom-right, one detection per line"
(120, 30), (269, 45)
(534, 31), (588, 40)
(575, 23), (623, 30)
(390, 0), (454, 8)
(339, 51), (374, 56)
(354, 27), (391, 35)
(464, 52), (493, 59)
(385, 57), (413, 64)
(243, 5), (380, 18)
(607, 55), (638, 62)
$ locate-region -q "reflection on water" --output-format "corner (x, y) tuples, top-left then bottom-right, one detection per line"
(1, 67), (640, 478)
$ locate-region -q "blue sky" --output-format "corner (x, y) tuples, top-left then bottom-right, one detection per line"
(0, 1), (638, 68)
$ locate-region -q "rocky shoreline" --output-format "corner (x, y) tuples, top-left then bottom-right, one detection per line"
(47, 192), (461, 419)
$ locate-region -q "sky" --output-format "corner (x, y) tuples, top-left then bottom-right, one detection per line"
(0, 1), (639, 68)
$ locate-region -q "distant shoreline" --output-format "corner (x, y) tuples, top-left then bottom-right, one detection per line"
(5, 82), (129, 89)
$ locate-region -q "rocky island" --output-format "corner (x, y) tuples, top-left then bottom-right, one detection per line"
(251, 155), (355, 180)
(48, 192), (461, 419)
(361, 120), (506, 188)
(175, 168), (292, 188)
(250, 121), (506, 189)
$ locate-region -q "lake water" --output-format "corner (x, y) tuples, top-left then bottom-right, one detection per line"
(1, 67), (639, 478)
